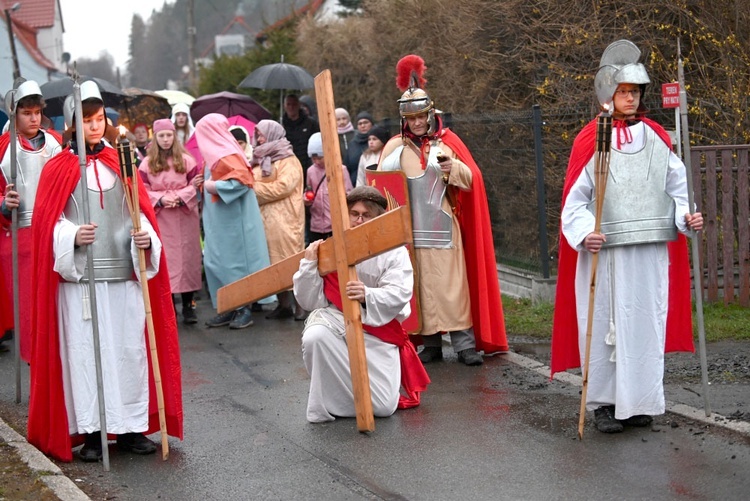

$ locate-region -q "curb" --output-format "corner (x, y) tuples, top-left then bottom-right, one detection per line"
(503, 351), (750, 437)
(0, 419), (90, 501)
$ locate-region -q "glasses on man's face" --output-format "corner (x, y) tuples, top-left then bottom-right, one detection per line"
(615, 88), (641, 98)
(349, 210), (372, 222)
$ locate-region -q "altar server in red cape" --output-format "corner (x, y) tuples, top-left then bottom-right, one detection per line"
(378, 55), (507, 366)
(0, 80), (62, 358)
(550, 40), (701, 433)
(28, 82), (183, 462)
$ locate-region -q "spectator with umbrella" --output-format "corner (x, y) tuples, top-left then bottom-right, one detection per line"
(138, 119), (203, 325)
(250, 120), (305, 320)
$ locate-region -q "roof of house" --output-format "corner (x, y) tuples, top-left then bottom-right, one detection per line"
(200, 15), (256, 59)
(1, 9), (57, 70)
(4, 0), (58, 30)
(255, 0), (325, 41)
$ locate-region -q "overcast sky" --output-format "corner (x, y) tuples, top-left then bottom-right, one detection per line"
(60, 0), (160, 70)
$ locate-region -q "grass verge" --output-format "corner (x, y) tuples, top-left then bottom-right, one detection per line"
(501, 294), (750, 342)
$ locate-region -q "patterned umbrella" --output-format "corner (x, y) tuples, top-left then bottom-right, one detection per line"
(116, 88), (173, 131)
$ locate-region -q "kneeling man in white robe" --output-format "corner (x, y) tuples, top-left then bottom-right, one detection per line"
(293, 186), (428, 423)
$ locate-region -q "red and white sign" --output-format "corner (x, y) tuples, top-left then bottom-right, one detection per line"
(662, 82), (680, 108)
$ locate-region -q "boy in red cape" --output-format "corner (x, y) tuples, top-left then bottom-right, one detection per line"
(0, 80), (62, 357)
(378, 54), (507, 366)
(28, 82), (183, 462)
(551, 40), (702, 433)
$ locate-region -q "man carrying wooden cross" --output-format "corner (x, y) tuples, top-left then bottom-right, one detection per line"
(294, 186), (429, 422)
(217, 71), (425, 431)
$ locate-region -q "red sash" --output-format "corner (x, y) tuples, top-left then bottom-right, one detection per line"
(323, 273), (430, 409)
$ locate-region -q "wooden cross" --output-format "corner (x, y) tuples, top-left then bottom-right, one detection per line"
(217, 70), (414, 432)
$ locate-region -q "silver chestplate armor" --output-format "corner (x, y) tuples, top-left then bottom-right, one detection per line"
(0, 131), (62, 228)
(586, 125), (677, 247)
(380, 145), (452, 248)
(63, 175), (134, 282)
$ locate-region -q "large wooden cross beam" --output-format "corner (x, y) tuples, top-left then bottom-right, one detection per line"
(217, 70), (413, 432)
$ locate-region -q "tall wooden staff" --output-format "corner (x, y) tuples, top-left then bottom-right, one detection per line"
(4, 84), (22, 403)
(677, 39), (711, 416)
(115, 130), (170, 459)
(71, 75), (110, 471)
(578, 108), (613, 439)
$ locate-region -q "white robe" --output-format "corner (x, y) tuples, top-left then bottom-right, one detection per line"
(53, 163), (162, 435)
(561, 122), (692, 419)
(293, 246), (413, 423)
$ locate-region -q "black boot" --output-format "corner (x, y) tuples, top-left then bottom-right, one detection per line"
(117, 433), (157, 455)
(182, 292), (198, 324)
(267, 291), (294, 319)
(418, 346), (443, 363)
(594, 405), (624, 433)
(78, 433), (103, 462)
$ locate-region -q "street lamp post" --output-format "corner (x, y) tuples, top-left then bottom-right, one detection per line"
(4, 2), (21, 80)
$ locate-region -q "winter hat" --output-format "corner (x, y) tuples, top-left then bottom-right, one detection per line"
(347, 185), (387, 210)
(153, 119), (175, 134)
(355, 111), (374, 125)
(307, 132), (323, 158)
(367, 125), (390, 145)
(172, 102), (190, 116)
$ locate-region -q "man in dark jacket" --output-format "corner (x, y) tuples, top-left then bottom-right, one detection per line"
(282, 94), (319, 178)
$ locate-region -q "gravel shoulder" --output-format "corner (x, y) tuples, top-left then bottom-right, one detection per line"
(510, 336), (750, 424)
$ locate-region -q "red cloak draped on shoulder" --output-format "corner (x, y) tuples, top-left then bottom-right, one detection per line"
(550, 117), (694, 376)
(440, 129), (508, 353)
(0, 129), (63, 358)
(0, 133), (13, 333)
(28, 145), (183, 462)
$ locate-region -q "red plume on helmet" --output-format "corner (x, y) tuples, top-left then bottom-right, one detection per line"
(396, 55), (427, 92)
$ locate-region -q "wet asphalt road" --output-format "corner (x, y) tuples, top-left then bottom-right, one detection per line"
(2, 297), (750, 500)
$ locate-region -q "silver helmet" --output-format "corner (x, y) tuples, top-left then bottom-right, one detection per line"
(594, 40), (650, 108)
(63, 80), (103, 128)
(395, 55), (438, 135)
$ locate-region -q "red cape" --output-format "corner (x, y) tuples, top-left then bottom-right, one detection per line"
(550, 118), (694, 376)
(441, 129), (508, 353)
(0, 133), (11, 332)
(0, 129), (63, 356)
(28, 146), (183, 462)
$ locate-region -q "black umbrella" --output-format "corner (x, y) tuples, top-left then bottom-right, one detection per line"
(116, 88), (173, 130)
(238, 61), (315, 90)
(190, 91), (273, 124)
(40, 76), (125, 117)
(238, 56), (315, 120)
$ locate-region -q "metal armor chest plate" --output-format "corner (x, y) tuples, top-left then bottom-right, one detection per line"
(63, 172), (134, 282)
(380, 144), (452, 248)
(0, 131), (62, 228)
(586, 125), (677, 247)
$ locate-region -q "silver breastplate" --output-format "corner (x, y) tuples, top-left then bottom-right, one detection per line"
(586, 125), (677, 247)
(63, 173), (135, 282)
(0, 131), (62, 228)
(381, 145), (453, 248)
